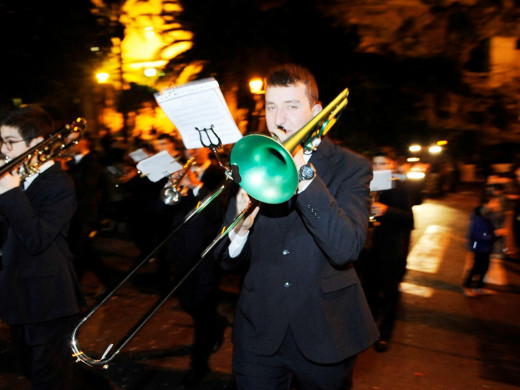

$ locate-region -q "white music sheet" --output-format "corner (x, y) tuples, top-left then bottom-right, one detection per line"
(154, 78), (242, 149)
(136, 150), (183, 182)
(370, 169), (394, 192)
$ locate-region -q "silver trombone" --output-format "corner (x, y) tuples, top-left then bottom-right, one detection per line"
(70, 88), (349, 367)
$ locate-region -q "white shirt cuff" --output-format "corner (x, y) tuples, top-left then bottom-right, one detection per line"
(228, 228), (249, 258)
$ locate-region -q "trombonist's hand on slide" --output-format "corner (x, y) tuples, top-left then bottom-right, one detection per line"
(234, 188), (260, 237)
(0, 171), (21, 194)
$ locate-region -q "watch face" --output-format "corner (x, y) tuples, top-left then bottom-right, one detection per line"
(300, 164), (315, 180)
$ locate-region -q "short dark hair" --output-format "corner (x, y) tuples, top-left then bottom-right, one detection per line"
(157, 133), (175, 142)
(266, 63), (319, 105)
(0, 105), (53, 143)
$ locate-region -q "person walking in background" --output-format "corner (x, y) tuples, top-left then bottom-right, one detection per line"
(217, 63), (378, 390)
(157, 146), (230, 387)
(360, 150), (414, 352)
(0, 105), (85, 389)
(66, 132), (115, 297)
(463, 193), (506, 297)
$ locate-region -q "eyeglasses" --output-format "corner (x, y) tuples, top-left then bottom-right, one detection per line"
(0, 138), (31, 151)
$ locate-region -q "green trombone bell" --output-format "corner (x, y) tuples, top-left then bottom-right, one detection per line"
(230, 134), (298, 204)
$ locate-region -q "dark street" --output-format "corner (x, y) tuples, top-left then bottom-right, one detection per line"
(1, 187), (520, 390)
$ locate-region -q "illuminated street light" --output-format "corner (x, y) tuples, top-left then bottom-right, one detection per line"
(249, 78), (265, 94)
(143, 68), (157, 77)
(409, 144), (421, 152)
(96, 72), (110, 84)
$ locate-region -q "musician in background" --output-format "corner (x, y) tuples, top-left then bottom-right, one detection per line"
(153, 132), (183, 162)
(361, 150), (414, 352)
(66, 132), (115, 297)
(217, 63), (378, 390)
(157, 146), (229, 387)
(0, 105), (85, 389)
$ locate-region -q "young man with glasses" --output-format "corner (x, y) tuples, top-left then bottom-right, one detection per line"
(0, 105), (85, 389)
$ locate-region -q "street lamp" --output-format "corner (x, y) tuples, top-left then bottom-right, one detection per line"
(248, 77), (266, 132)
(96, 72), (110, 84)
(249, 78), (265, 95)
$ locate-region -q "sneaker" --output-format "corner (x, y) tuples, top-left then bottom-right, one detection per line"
(473, 288), (496, 296)
(463, 288), (478, 298)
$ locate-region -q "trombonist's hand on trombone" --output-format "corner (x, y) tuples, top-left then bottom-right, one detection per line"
(233, 188), (260, 237)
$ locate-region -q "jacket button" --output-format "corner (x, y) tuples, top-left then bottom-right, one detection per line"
(282, 249), (290, 255)
(284, 282), (291, 288)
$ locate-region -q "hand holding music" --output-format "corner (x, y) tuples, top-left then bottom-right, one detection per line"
(371, 201), (388, 217)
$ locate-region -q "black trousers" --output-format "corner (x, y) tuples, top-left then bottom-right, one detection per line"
(177, 257), (222, 371)
(233, 327), (357, 390)
(464, 251), (491, 289)
(10, 315), (78, 390)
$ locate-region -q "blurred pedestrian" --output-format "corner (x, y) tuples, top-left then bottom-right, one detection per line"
(217, 63), (378, 390)
(361, 150), (414, 352)
(0, 105), (85, 389)
(463, 193), (506, 297)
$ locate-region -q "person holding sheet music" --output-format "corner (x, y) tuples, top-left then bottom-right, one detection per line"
(157, 146), (230, 387)
(360, 150), (414, 353)
(216, 63), (378, 390)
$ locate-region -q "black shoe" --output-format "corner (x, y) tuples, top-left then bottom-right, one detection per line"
(212, 315), (228, 353)
(181, 367), (210, 388)
(374, 339), (389, 352)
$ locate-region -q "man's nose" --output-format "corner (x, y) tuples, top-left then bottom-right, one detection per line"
(274, 109), (286, 128)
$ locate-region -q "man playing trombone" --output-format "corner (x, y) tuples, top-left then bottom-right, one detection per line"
(217, 64), (379, 389)
(0, 105), (85, 389)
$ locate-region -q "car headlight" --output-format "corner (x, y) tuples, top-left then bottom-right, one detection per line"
(406, 171), (426, 180)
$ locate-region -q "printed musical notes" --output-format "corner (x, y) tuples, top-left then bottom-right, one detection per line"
(155, 78), (242, 149)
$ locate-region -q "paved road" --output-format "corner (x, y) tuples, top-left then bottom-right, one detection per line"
(1, 188), (519, 390)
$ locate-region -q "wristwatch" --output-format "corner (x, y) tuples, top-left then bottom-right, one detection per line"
(298, 164), (316, 182)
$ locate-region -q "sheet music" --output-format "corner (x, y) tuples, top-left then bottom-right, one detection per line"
(136, 150), (183, 182)
(155, 78), (243, 149)
(370, 169), (394, 192)
(128, 148), (150, 163)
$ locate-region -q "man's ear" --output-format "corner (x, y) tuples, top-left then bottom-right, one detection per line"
(312, 104), (322, 116)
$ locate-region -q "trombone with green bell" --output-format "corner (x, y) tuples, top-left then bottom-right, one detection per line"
(70, 87), (350, 368)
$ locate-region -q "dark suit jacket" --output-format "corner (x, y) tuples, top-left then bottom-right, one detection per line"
(370, 181), (414, 262)
(220, 137), (379, 364)
(162, 164), (229, 270)
(67, 151), (103, 232)
(153, 162), (230, 312)
(0, 163), (84, 326)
